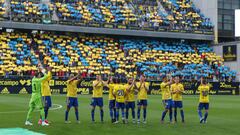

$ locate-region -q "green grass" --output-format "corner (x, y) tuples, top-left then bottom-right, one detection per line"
(0, 94), (239, 135)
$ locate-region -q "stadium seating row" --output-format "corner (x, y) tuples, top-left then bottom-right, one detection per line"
(5, 0), (213, 31)
(0, 0), (5, 17)
(11, 1), (54, 20)
(0, 31), (236, 81)
(161, 0), (213, 29)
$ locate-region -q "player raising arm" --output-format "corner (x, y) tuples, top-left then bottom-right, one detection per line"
(125, 77), (137, 124)
(136, 75), (149, 124)
(65, 72), (82, 124)
(160, 75), (173, 123)
(25, 63), (49, 126)
(197, 77), (210, 124)
(91, 75), (108, 123)
(38, 66), (52, 125)
(171, 76), (185, 123)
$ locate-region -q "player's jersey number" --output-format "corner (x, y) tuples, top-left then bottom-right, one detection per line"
(117, 90), (124, 96)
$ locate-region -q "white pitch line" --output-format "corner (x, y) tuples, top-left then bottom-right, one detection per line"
(0, 104), (63, 114)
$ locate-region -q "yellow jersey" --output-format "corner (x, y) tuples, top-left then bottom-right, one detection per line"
(113, 84), (126, 103)
(66, 80), (79, 97)
(171, 83), (184, 101)
(198, 84), (210, 103)
(41, 71), (52, 96)
(137, 82), (149, 100)
(108, 83), (115, 100)
(160, 82), (171, 100)
(92, 80), (104, 98)
(125, 84), (135, 102)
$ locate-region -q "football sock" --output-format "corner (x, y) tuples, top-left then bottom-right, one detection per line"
(116, 109), (119, 121)
(174, 109), (177, 121)
(169, 109), (173, 122)
(204, 112), (208, 121)
(126, 108), (129, 119)
(100, 109), (104, 121)
(44, 107), (49, 119)
(132, 109), (135, 119)
(180, 110), (184, 122)
(110, 109), (114, 119)
(65, 111), (69, 121)
(113, 108), (116, 119)
(121, 108), (125, 119)
(75, 110), (79, 121)
(143, 108), (147, 120)
(91, 109), (95, 121)
(198, 110), (203, 119)
(137, 108), (141, 120)
(161, 110), (167, 121)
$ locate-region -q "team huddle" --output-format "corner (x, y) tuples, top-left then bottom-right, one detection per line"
(25, 64), (210, 126)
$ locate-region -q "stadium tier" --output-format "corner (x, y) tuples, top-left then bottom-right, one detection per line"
(56, 0), (137, 24)
(1, 0), (213, 33)
(0, 31), (236, 81)
(0, 0), (6, 18)
(160, 0), (213, 30)
(11, 0), (54, 23)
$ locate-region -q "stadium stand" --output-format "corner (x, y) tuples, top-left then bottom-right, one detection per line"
(0, 31), (236, 81)
(0, 0), (6, 18)
(56, 0), (137, 25)
(2, 0), (213, 33)
(132, 0), (167, 29)
(0, 32), (38, 77)
(160, 0), (214, 30)
(11, 0), (54, 23)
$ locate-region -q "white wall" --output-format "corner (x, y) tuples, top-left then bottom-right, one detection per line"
(192, 0), (218, 43)
(235, 10), (240, 37)
(213, 41), (240, 81)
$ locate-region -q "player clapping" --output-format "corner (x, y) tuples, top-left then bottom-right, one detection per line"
(160, 75), (173, 123)
(136, 75), (149, 124)
(113, 78), (127, 124)
(125, 77), (137, 124)
(171, 76), (185, 123)
(65, 72), (82, 124)
(91, 75), (108, 123)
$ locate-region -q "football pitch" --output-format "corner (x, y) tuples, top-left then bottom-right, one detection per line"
(0, 94), (239, 135)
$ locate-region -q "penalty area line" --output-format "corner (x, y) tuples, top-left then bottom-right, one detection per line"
(0, 104), (63, 114)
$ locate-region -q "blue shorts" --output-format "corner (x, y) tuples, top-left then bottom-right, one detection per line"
(91, 97), (103, 107)
(67, 97), (78, 108)
(198, 103), (209, 110)
(162, 99), (173, 109)
(137, 100), (148, 106)
(42, 96), (52, 108)
(173, 101), (183, 108)
(116, 102), (125, 109)
(126, 101), (135, 109)
(109, 100), (116, 109)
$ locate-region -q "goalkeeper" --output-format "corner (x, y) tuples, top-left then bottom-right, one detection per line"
(25, 63), (49, 126)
